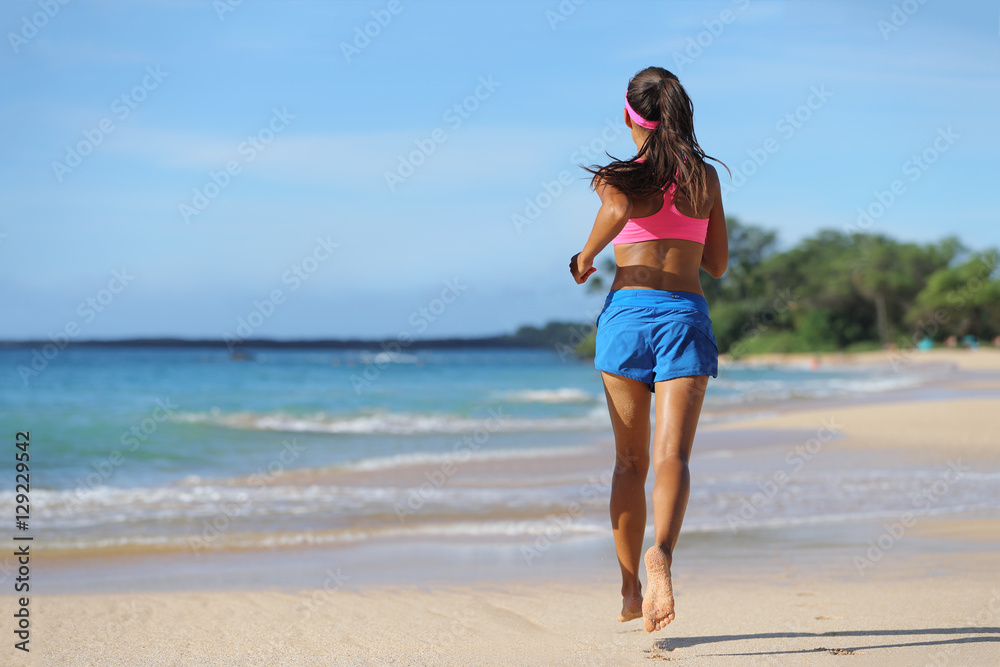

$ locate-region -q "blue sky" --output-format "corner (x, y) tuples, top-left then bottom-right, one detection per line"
(1, 0), (998, 340)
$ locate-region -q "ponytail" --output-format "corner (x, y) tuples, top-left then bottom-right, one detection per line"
(583, 67), (729, 207)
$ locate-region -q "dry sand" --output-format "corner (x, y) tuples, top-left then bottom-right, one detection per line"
(12, 555), (1000, 666)
(721, 347), (1000, 372)
(705, 397), (1000, 461)
(711, 347), (1000, 462)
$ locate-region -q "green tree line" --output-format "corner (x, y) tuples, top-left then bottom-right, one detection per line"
(577, 218), (1000, 358)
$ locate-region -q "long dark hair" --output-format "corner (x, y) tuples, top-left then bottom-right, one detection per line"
(583, 66), (729, 207)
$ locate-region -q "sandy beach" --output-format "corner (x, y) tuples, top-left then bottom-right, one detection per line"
(18, 553), (1000, 666)
(721, 347), (1000, 373)
(10, 348), (1000, 665)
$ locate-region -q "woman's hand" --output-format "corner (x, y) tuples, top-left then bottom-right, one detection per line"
(570, 252), (596, 284)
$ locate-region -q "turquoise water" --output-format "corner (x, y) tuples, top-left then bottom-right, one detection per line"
(2, 346), (927, 490)
(4, 347), (608, 490)
(4, 346), (993, 553)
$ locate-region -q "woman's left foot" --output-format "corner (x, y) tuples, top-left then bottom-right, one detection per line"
(618, 593), (643, 622)
(642, 546), (675, 632)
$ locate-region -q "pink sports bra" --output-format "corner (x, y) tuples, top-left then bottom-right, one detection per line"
(611, 161), (709, 246)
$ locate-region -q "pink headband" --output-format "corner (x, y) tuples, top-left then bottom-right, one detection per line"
(624, 95), (659, 129)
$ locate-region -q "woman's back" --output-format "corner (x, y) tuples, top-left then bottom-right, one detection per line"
(605, 162), (724, 295)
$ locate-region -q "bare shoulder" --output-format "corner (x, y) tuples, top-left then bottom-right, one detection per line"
(701, 162), (723, 207)
(593, 174), (631, 211)
(592, 173), (617, 196)
(703, 163), (721, 190)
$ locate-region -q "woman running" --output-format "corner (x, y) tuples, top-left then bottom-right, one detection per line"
(569, 66), (729, 633)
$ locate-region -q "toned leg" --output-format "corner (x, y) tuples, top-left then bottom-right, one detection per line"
(643, 375), (709, 632)
(600, 371), (652, 623)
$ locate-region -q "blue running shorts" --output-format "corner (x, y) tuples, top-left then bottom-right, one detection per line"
(594, 288), (719, 392)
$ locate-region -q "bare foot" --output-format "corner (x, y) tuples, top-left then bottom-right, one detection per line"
(618, 592), (643, 622)
(642, 546), (674, 632)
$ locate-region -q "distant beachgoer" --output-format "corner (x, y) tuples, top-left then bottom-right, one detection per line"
(961, 335), (979, 350)
(570, 67), (729, 633)
(946, 335), (958, 348)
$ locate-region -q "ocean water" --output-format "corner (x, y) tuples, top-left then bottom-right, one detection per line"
(1, 346), (995, 555)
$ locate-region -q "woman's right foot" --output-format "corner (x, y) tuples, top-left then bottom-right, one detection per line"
(618, 592), (643, 622)
(642, 546), (675, 632)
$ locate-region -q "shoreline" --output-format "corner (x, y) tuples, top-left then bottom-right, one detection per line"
(26, 349), (1000, 565)
(31, 511), (1000, 594)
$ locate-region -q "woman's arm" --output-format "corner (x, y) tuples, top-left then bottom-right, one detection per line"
(700, 164), (729, 279)
(571, 178), (632, 284)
